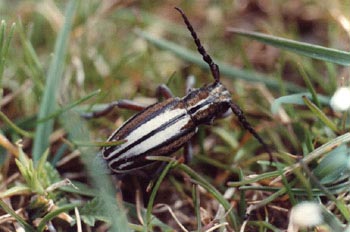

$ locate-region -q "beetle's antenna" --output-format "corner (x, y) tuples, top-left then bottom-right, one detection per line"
(176, 7), (273, 162)
(230, 102), (273, 162)
(175, 7), (220, 83)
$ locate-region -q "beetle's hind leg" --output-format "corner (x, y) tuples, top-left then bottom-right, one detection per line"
(81, 99), (147, 119)
(83, 83), (176, 119)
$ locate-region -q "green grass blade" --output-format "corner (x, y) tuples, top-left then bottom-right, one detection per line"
(0, 20), (6, 82)
(61, 111), (130, 232)
(0, 21), (4, 56)
(146, 160), (175, 231)
(37, 203), (80, 232)
(271, 93), (329, 114)
(32, 0), (78, 164)
(228, 170), (281, 187)
(228, 28), (350, 66)
(2, 22), (16, 64)
(297, 63), (320, 106)
(192, 185), (201, 231)
(17, 19), (44, 91)
(0, 111), (34, 138)
(177, 163), (239, 230)
(36, 89), (101, 123)
(302, 96), (338, 132)
(122, 201), (174, 231)
(0, 21), (15, 80)
(0, 20), (15, 110)
(0, 185), (31, 198)
(135, 29), (304, 93)
(0, 199), (36, 232)
(248, 221), (283, 232)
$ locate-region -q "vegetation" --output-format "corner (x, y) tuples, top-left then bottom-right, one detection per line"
(0, 0), (350, 231)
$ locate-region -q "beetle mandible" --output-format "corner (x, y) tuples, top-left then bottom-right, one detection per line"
(85, 7), (272, 174)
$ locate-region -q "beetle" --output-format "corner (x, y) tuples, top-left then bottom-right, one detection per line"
(85, 7), (272, 175)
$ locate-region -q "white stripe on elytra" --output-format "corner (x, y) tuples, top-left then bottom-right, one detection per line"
(108, 114), (191, 165)
(108, 97), (213, 165)
(187, 96), (212, 114)
(114, 161), (134, 170)
(104, 108), (187, 160)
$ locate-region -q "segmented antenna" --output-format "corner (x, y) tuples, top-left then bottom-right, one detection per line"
(176, 7), (273, 162)
(230, 102), (273, 162)
(175, 7), (220, 83)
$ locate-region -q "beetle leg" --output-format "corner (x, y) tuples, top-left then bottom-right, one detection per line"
(156, 84), (174, 99)
(81, 99), (147, 119)
(184, 141), (193, 163)
(116, 99), (147, 111)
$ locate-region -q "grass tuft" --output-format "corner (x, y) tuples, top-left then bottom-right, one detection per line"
(2, 1), (350, 231)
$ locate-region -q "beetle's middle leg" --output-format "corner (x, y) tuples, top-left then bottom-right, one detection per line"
(81, 99), (147, 119)
(183, 141), (193, 164)
(156, 84), (174, 99)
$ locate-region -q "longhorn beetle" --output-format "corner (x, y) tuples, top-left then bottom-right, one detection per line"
(85, 7), (272, 174)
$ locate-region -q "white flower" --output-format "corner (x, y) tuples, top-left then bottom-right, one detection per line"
(288, 202), (323, 232)
(330, 87), (350, 111)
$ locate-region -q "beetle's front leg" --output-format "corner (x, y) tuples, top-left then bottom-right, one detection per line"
(81, 99), (147, 119)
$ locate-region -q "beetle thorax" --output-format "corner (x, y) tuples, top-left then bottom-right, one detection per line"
(182, 82), (232, 125)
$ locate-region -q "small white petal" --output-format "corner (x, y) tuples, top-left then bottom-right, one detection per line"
(289, 202), (323, 228)
(330, 87), (350, 111)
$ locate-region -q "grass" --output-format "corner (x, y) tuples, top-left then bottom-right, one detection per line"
(1, 0), (350, 231)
